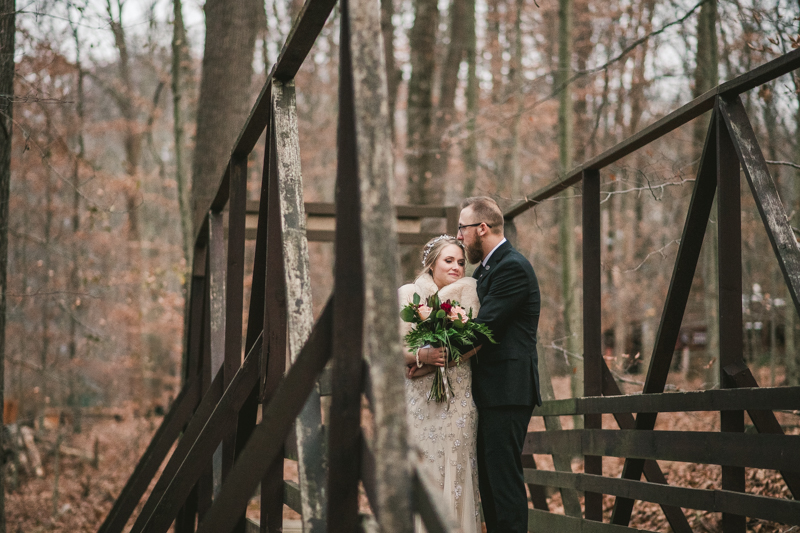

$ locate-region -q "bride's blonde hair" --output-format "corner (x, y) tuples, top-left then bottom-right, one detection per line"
(419, 235), (465, 277)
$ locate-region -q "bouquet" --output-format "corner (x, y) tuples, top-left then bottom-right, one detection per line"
(400, 291), (495, 403)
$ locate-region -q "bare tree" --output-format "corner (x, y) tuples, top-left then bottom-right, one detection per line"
(406, 0), (439, 205)
(191, 0), (260, 229)
(0, 0), (15, 529)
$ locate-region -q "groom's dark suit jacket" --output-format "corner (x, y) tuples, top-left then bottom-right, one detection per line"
(471, 240), (542, 407)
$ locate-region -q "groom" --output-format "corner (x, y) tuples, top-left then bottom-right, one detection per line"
(458, 196), (541, 533)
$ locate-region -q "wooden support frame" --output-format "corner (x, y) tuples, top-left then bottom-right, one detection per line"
(103, 0), (800, 530)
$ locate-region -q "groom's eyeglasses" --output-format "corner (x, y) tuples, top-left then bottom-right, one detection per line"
(457, 222), (491, 234)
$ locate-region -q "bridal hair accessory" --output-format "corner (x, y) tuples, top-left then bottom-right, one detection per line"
(421, 234), (462, 266)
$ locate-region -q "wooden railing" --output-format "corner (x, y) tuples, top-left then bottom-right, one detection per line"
(97, 0), (800, 530)
(503, 49), (800, 533)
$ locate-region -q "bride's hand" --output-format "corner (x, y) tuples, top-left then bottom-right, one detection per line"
(420, 346), (447, 367)
(407, 364), (436, 379)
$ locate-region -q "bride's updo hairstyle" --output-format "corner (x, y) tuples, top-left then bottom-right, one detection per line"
(419, 234), (465, 277)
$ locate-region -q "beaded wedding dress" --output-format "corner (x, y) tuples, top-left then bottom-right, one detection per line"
(398, 273), (481, 533)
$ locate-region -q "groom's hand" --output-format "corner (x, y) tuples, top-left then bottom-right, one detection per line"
(407, 364), (435, 379)
(449, 345), (482, 366)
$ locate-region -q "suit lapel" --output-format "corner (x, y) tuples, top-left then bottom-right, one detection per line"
(476, 241), (513, 286)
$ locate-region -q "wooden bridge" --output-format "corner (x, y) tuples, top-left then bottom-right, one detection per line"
(97, 0), (800, 530)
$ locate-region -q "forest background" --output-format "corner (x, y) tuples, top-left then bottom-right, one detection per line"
(3, 0), (800, 530)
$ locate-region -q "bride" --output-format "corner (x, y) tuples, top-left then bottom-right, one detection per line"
(398, 235), (482, 532)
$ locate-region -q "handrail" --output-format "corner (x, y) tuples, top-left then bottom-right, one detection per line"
(504, 47), (800, 219)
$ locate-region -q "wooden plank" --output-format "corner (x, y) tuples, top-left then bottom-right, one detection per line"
(327, 3), (366, 529)
(192, 300), (334, 533)
(525, 470), (800, 525)
(534, 384), (800, 416)
(718, 46), (800, 97)
(222, 156), (248, 484)
(259, 92), (289, 533)
(719, 95), (800, 316)
(412, 459), (459, 533)
(132, 337), (262, 533)
(346, 0), (413, 527)
(528, 509), (657, 532)
(582, 168), (603, 521)
(612, 110), (719, 526)
(197, 247), (215, 519)
(361, 431), (378, 518)
(527, 469), (714, 514)
(97, 376), (201, 533)
(284, 480), (302, 514)
(305, 229), (450, 245)
(273, 0), (338, 81)
(128, 367), (225, 533)
(716, 102), (746, 533)
(208, 212), (226, 383)
(523, 429), (800, 472)
(521, 455), (550, 511)
(273, 80), (327, 530)
(724, 362), (800, 499)
(207, 206), (227, 499)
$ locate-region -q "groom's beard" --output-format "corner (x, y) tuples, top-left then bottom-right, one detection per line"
(466, 236), (484, 264)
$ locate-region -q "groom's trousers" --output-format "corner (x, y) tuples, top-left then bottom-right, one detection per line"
(476, 404), (535, 533)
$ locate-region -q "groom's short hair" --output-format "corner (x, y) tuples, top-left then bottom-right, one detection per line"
(461, 196), (504, 235)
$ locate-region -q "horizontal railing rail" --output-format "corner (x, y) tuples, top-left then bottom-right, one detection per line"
(534, 386), (800, 416)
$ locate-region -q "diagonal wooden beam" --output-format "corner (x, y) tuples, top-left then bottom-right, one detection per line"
(718, 95), (800, 316)
(97, 376), (201, 533)
(130, 335), (261, 533)
(611, 110), (719, 526)
(194, 299), (334, 533)
(601, 364), (692, 533)
(535, 348), (583, 517)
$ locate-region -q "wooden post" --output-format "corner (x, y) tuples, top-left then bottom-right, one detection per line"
(272, 80), (327, 530)
(582, 168), (602, 521)
(716, 101), (745, 533)
(208, 211), (226, 497)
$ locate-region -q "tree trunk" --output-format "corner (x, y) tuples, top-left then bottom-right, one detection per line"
(69, 14), (86, 432)
(405, 0), (439, 205)
(173, 0), (192, 268)
(462, 0), (478, 197)
(432, 0), (468, 202)
(509, 0), (524, 199)
(557, 0), (581, 424)
(191, 0), (260, 230)
(381, 0), (398, 138)
(695, 0), (719, 386)
(0, 1), (15, 528)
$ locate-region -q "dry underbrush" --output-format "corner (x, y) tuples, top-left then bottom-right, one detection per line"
(5, 372), (799, 532)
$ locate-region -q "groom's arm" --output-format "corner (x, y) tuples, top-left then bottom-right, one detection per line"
(475, 259), (529, 342)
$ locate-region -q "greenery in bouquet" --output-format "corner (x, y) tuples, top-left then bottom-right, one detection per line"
(400, 291), (496, 403)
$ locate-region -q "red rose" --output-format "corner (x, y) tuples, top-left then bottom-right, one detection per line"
(440, 301), (453, 314)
